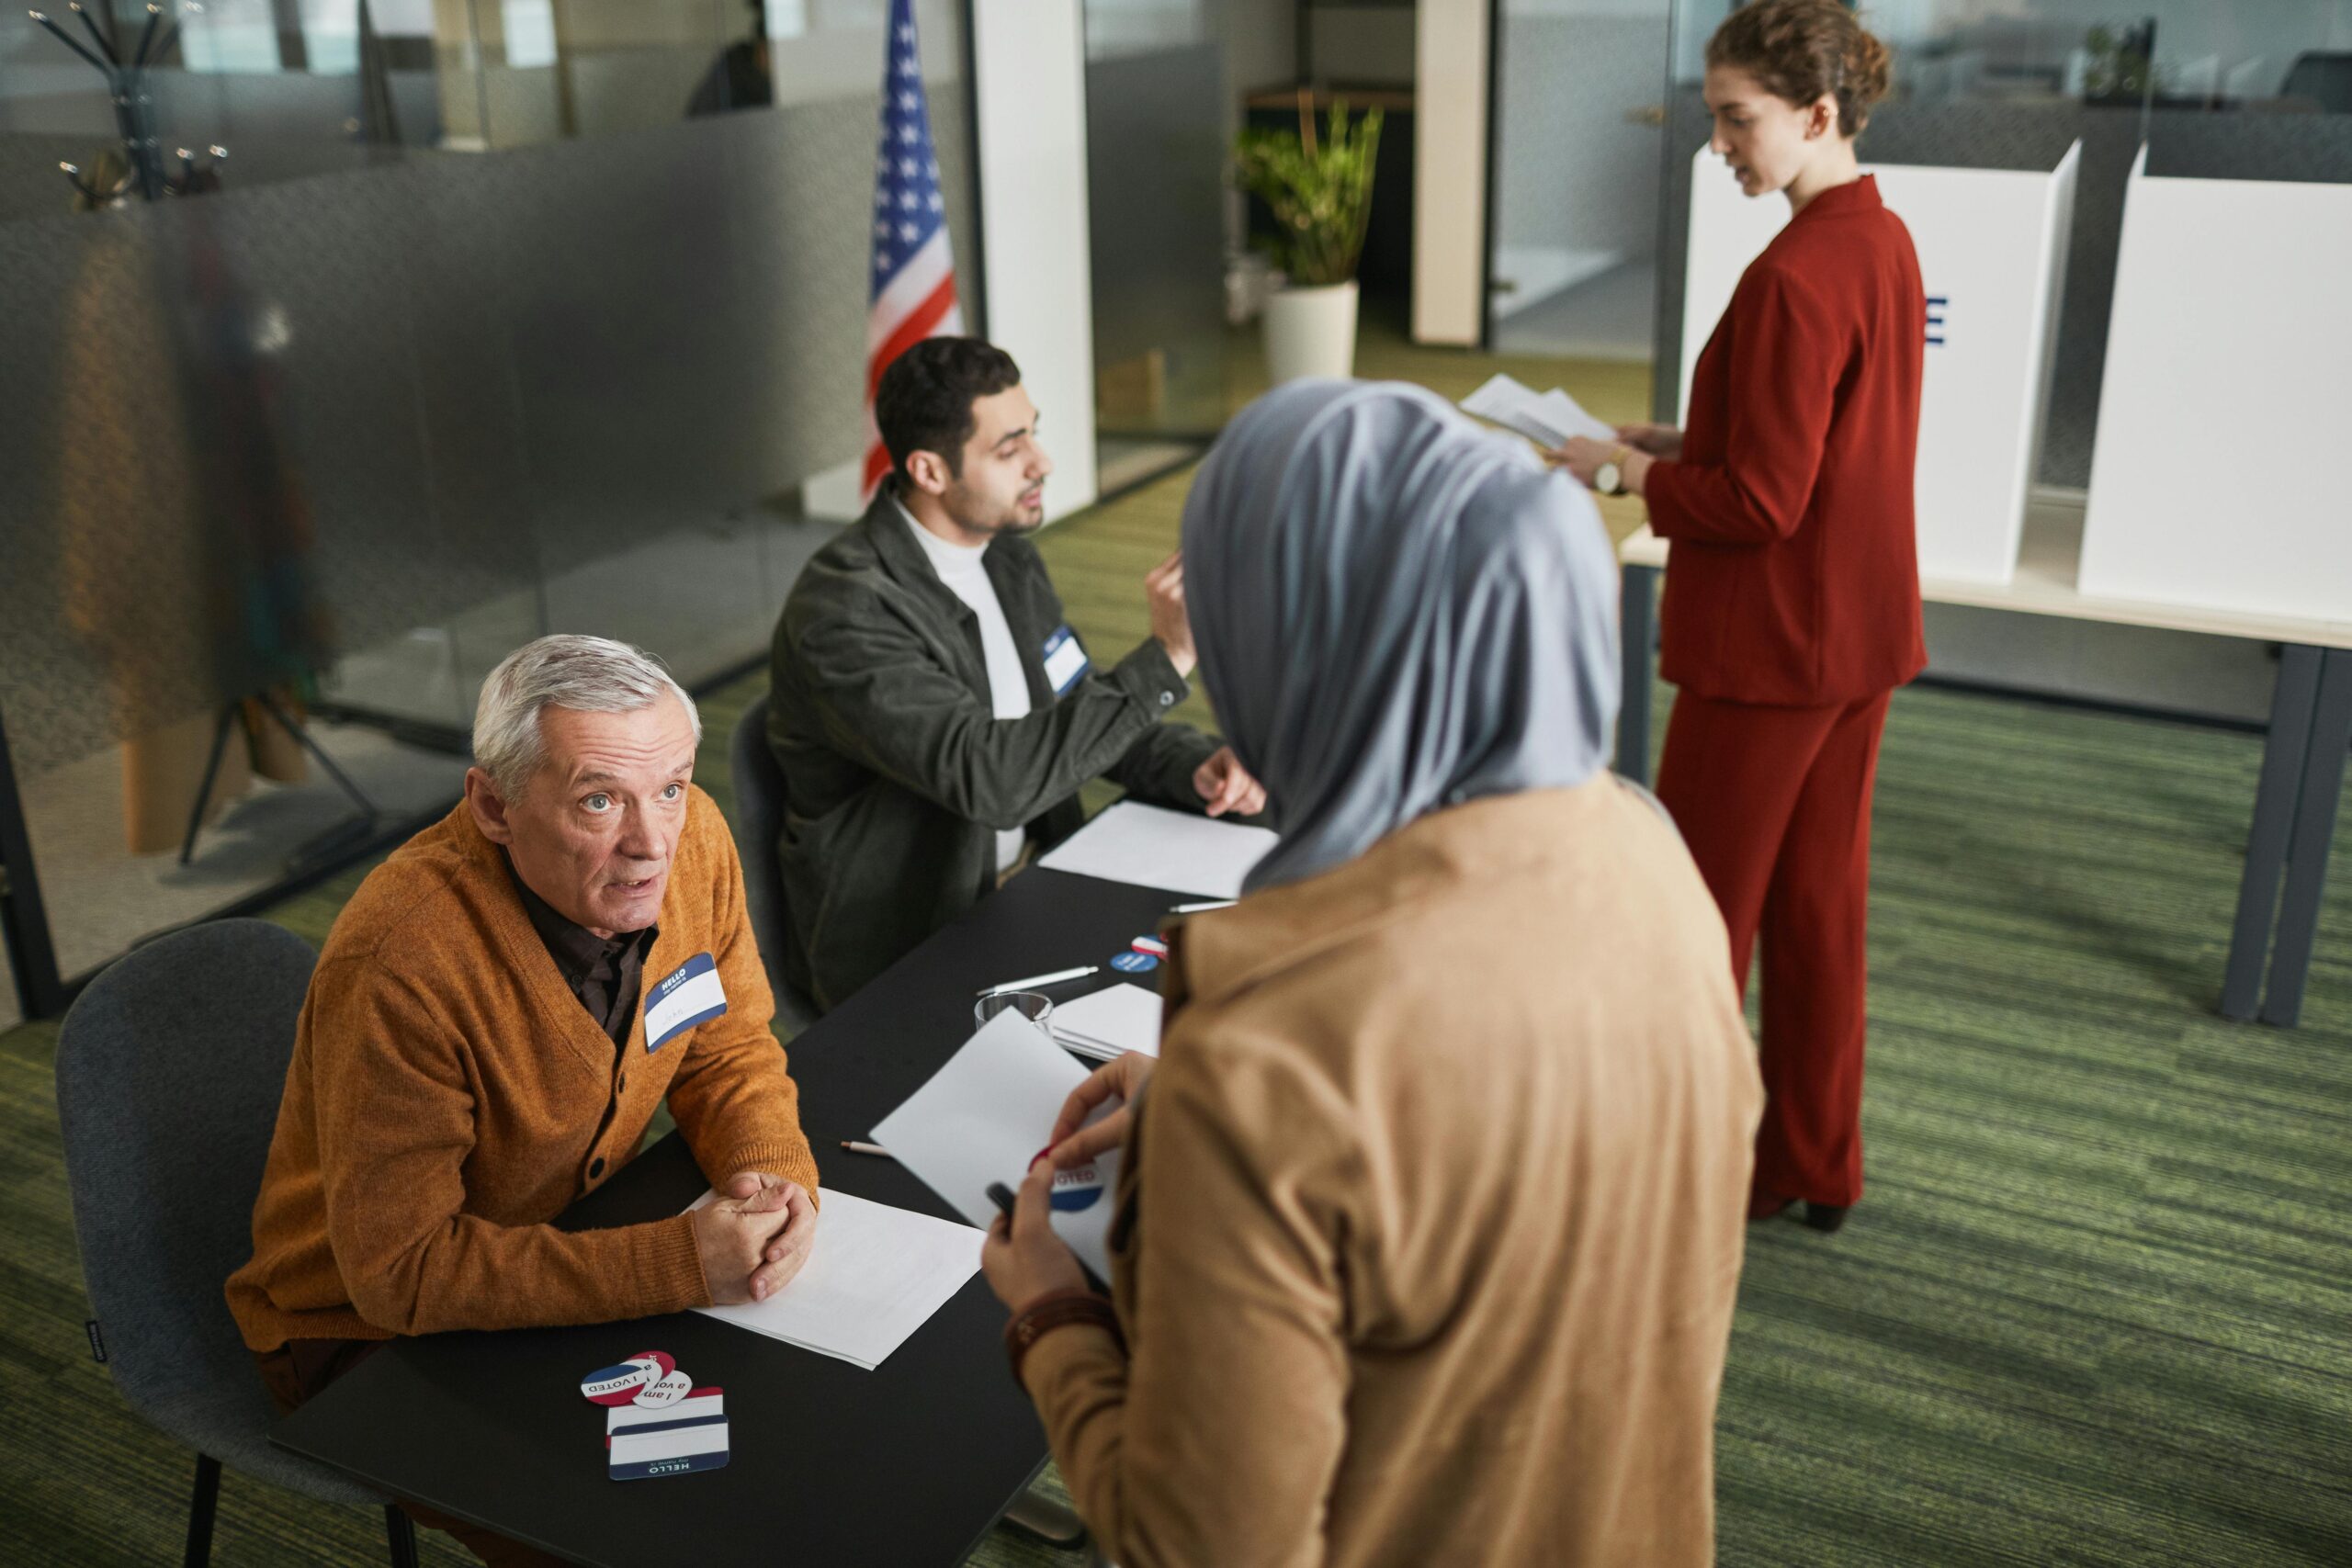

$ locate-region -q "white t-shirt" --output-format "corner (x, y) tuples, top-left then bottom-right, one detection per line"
(897, 500), (1032, 872)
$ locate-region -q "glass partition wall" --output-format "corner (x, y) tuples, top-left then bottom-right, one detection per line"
(1489, 0), (1675, 362)
(1084, 0), (1226, 492)
(0, 0), (977, 1021)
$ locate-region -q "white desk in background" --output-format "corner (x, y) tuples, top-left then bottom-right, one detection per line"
(1614, 496), (2352, 1029)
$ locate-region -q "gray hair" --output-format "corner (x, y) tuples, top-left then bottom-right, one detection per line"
(471, 635), (702, 799)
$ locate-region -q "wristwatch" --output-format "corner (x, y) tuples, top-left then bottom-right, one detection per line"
(1594, 444), (1632, 497)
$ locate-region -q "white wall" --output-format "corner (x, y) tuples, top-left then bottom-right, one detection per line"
(974, 0), (1100, 519)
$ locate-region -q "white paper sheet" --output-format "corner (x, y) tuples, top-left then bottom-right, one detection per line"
(1460, 371), (1616, 448)
(869, 1010), (1122, 1281)
(1037, 800), (1276, 899)
(1049, 982), (1165, 1061)
(685, 1188), (983, 1371)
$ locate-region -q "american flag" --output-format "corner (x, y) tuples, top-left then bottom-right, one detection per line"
(862, 0), (966, 501)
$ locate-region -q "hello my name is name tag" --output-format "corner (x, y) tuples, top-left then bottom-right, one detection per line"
(644, 953), (726, 1052)
(1042, 626), (1091, 696)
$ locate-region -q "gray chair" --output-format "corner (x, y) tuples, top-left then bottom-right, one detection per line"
(55, 919), (416, 1567)
(728, 693), (821, 1035)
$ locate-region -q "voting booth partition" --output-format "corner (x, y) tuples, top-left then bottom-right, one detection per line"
(1679, 142), (2080, 587)
(2079, 150), (2352, 626)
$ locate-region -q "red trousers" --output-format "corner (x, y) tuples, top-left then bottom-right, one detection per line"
(1654, 687), (1892, 1210)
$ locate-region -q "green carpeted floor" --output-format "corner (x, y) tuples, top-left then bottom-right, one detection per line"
(3, 333), (2347, 1563)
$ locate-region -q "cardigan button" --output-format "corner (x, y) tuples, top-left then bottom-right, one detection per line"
(1158, 691), (1174, 707)
(589, 1156), (605, 1180)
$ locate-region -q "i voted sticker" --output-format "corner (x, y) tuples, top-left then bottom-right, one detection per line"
(625, 1349), (675, 1380)
(1110, 951), (1159, 974)
(1050, 1161), (1107, 1213)
(632, 1368), (694, 1408)
(645, 953), (727, 1052)
(582, 1361), (658, 1406)
(1130, 935), (1168, 958)
(1042, 626), (1091, 696)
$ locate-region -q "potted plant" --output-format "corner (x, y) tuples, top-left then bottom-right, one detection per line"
(1234, 94), (1383, 385)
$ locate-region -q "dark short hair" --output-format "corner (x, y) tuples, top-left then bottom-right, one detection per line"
(874, 337), (1023, 485)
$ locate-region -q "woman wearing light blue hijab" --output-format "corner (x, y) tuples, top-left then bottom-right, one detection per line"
(983, 381), (1762, 1568)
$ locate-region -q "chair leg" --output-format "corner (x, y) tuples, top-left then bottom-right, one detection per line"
(384, 1503), (420, 1568)
(183, 1453), (221, 1568)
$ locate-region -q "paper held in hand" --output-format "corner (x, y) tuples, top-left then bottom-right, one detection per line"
(1460, 372), (1616, 449)
(1037, 800), (1276, 900)
(871, 1010), (1124, 1283)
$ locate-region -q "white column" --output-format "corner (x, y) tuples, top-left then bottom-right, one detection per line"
(1413, 0), (1492, 346)
(972, 0), (1100, 519)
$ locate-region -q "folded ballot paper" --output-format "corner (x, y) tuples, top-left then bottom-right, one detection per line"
(872, 1010), (1124, 1283)
(1460, 372), (1616, 450)
(1037, 800), (1276, 900)
(1048, 982), (1165, 1063)
(684, 1188), (983, 1371)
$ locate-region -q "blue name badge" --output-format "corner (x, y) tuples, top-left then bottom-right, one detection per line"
(1042, 625), (1091, 696)
(644, 953), (726, 1052)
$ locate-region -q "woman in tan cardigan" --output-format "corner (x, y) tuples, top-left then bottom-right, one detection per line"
(981, 381), (1764, 1566)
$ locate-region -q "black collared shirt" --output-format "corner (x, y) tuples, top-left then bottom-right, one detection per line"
(504, 855), (657, 1051)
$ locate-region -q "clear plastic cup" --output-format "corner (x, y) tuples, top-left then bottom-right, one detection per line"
(973, 990), (1054, 1032)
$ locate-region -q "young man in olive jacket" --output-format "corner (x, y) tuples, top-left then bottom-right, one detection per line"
(767, 338), (1261, 1011)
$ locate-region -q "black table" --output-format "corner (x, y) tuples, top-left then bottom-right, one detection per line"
(272, 867), (1184, 1566)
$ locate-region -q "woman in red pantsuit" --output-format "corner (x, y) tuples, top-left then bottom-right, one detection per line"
(1557, 0), (1922, 1232)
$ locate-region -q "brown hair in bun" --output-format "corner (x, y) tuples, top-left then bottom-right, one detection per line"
(1707, 0), (1894, 137)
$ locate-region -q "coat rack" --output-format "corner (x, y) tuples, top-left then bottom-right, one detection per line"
(30, 2), (220, 201)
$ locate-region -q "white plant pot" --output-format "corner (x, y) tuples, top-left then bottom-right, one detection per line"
(1261, 279), (1359, 386)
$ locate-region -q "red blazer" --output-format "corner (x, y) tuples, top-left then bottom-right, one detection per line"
(1645, 175), (1927, 706)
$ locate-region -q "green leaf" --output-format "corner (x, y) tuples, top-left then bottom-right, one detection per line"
(1231, 100), (1383, 288)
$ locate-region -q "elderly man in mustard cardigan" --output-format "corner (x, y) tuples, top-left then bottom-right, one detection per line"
(227, 635), (820, 1567)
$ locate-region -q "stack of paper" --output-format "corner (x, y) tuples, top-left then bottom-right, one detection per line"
(1460, 372), (1615, 449)
(871, 1010), (1123, 1282)
(684, 1188), (984, 1371)
(1048, 982), (1165, 1062)
(1038, 800), (1276, 899)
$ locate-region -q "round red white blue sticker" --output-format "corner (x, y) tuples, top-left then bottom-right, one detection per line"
(1050, 1161), (1106, 1213)
(581, 1361), (657, 1405)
